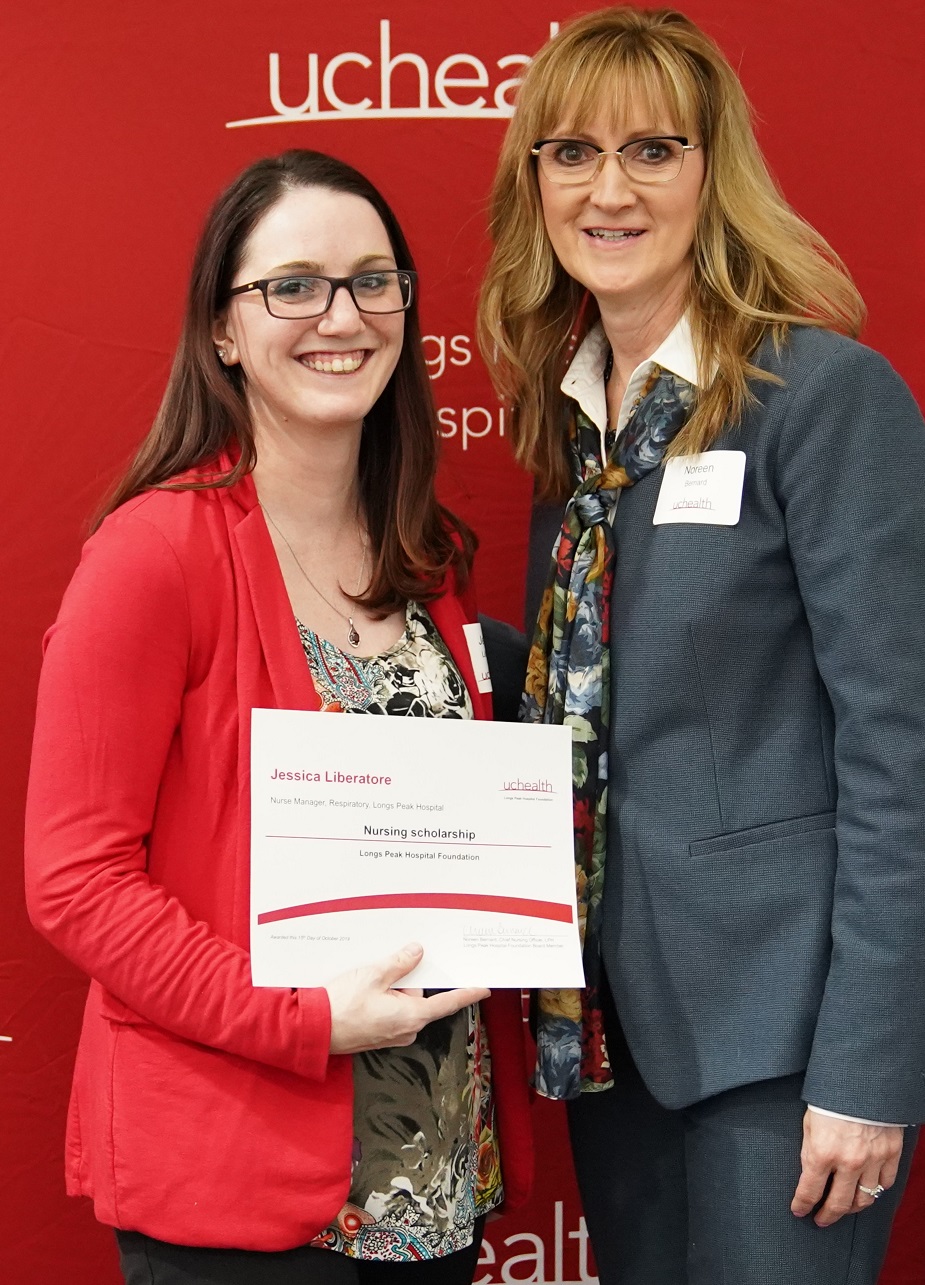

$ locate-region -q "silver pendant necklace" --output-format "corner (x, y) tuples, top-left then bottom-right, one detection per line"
(260, 503), (369, 650)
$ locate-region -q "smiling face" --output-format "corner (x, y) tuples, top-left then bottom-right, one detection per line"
(538, 100), (705, 326)
(213, 185), (405, 437)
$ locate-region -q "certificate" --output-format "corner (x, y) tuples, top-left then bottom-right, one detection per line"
(250, 709), (584, 988)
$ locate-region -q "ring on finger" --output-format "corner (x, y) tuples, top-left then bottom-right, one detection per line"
(857, 1183), (886, 1200)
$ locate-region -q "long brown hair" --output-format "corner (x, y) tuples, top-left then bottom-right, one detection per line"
(99, 149), (474, 611)
(478, 6), (865, 501)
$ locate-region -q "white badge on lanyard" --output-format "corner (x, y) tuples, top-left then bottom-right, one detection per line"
(462, 622), (493, 693)
(652, 451), (746, 526)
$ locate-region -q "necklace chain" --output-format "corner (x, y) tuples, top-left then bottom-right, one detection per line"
(260, 503), (369, 650)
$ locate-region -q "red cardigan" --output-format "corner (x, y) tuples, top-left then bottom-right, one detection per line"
(24, 464), (533, 1250)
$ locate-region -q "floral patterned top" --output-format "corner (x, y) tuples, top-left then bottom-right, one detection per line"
(298, 602), (503, 1261)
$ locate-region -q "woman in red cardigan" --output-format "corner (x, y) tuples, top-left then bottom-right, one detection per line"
(24, 150), (532, 1284)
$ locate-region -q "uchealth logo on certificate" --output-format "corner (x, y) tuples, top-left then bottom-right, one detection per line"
(226, 18), (560, 128)
(501, 776), (556, 799)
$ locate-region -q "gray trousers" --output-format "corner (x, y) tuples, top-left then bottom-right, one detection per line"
(568, 1003), (918, 1285)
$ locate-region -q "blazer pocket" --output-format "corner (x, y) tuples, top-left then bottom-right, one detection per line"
(689, 810), (836, 858)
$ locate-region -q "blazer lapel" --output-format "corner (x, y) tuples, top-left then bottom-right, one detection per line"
(217, 463), (320, 943)
(230, 500), (321, 714)
(217, 456), (480, 721)
(210, 457), (319, 713)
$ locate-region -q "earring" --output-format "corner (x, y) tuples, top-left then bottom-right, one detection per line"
(216, 347), (227, 362)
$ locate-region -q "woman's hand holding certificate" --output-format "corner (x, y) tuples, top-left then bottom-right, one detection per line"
(325, 942), (490, 1054)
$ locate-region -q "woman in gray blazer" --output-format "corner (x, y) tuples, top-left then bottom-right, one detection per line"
(479, 7), (924, 1283)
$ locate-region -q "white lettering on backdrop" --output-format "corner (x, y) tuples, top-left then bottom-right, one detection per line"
(423, 333), (507, 450)
(226, 18), (560, 127)
(477, 1200), (598, 1283)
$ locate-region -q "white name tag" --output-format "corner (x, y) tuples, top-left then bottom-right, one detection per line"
(462, 622), (493, 693)
(652, 451), (746, 526)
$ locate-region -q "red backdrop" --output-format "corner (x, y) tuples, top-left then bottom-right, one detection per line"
(2, 2), (923, 1281)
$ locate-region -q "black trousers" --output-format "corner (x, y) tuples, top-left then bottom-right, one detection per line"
(116, 1221), (484, 1285)
(568, 984), (917, 1285)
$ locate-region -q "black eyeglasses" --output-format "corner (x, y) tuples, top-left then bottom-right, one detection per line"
(531, 136), (700, 185)
(227, 270), (416, 319)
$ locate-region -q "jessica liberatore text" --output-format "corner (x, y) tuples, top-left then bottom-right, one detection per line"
(269, 768), (392, 785)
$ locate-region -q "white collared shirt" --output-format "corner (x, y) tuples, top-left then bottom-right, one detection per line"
(559, 314), (701, 457)
(558, 314), (905, 1131)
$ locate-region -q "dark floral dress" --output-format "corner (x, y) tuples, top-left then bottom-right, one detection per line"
(297, 602), (503, 1261)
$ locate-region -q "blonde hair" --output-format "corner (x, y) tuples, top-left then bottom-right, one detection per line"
(478, 6), (865, 500)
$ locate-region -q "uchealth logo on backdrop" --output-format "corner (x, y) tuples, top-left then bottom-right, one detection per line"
(479, 1200), (597, 1283)
(226, 18), (559, 127)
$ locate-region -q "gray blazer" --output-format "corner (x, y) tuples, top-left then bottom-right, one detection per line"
(524, 326), (925, 1122)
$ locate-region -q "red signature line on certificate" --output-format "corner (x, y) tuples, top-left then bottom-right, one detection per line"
(257, 893), (574, 926)
(265, 836), (551, 847)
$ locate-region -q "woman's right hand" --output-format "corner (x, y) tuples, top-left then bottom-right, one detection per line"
(326, 943), (489, 1055)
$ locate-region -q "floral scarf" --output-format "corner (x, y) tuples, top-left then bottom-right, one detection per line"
(522, 365), (694, 1100)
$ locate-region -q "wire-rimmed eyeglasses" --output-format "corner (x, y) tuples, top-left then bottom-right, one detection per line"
(227, 270), (416, 319)
(531, 136), (700, 185)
